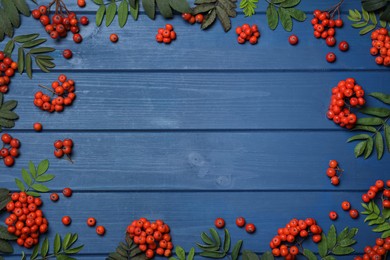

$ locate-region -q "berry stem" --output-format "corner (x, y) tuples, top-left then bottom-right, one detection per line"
(38, 84), (55, 94)
(64, 154), (74, 164)
(327, 0), (345, 19)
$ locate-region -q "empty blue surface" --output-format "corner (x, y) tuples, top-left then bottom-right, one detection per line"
(1, 0), (390, 259)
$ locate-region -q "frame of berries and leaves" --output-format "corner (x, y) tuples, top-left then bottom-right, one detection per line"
(303, 225), (358, 260)
(0, 0), (35, 42)
(361, 200), (390, 238)
(14, 159), (55, 197)
(20, 233), (84, 260)
(107, 236), (146, 260)
(347, 92), (390, 160)
(348, 7), (390, 35)
(0, 93), (18, 132)
(3, 34), (56, 79)
(93, 0), (192, 28)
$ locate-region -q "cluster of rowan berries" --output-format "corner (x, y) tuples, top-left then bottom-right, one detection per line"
(326, 78), (365, 129)
(31, 3), (87, 42)
(361, 180), (390, 208)
(181, 13), (204, 24)
(34, 74), (76, 113)
(370, 28), (390, 66)
(0, 51), (17, 94)
(341, 201), (359, 219)
(354, 237), (390, 260)
(1, 133), (20, 167)
(5, 192), (48, 249)
(326, 159), (343, 186)
(127, 218), (173, 259)
(156, 24), (176, 44)
(214, 217), (256, 233)
(235, 24), (260, 45)
(270, 218), (323, 259)
(54, 138), (74, 161)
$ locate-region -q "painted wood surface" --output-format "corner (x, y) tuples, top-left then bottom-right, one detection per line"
(0, 0), (389, 259)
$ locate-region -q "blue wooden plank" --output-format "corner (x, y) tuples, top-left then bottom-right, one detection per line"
(1, 131), (388, 190)
(4, 71), (390, 130)
(0, 191), (378, 255)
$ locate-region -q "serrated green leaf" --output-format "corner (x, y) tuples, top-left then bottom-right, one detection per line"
(201, 232), (214, 245)
(96, 5), (106, 26)
(1, 100), (16, 111)
(35, 174), (55, 182)
(67, 233), (79, 249)
(56, 255), (77, 260)
(21, 168), (32, 186)
(243, 250), (260, 260)
(3, 0), (20, 27)
(369, 216), (385, 225)
(201, 9), (217, 30)
(266, 4), (278, 30)
(36, 55), (54, 60)
(365, 136), (374, 159)
(31, 184), (50, 192)
(25, 52), (31, 78)
(13, 34), (39, 43)
(0, 188), (9, 198)
(26, 191), (40, 197)
(380, 20), (387, 27)
(332, 246), (354, 255)
(106, 2), (117, 26)
(382, 229), (390, 238)
(64, 244), (84, 254)
(286, 8), (306, 22)
(22, 38), (46, 48)
(303, 249), (317, 260)
(37, 159), (49, 175)
(360, 24), (376, 34)
(54, 233), (61, 254)
(278, 7), (292, 31)
(31, 243), (39, 259)
(354, 140), (367, 157)
(357, 117), (384, 126)
(385, 124), (390, 152)
(352, 125), (377, 132)
(36, 58), (55, 69)
(93, 0), (104, 4)
(17, 47), (24, 74)
(348, 15), (361, 22)
(223, 229), (230, 253)
(337, 227), (349, 241)
(29, 47), (55, 54)
(169, 0), (192, 14)
(209, 229), (220, 248)
(318, 233), (327, 257)
(193, 3), (215, 14)
(360, 107), (390, 117)
(327, 225), (337, 250)
(370, 92), (390, 105)
(188, 248), (195, 260)
(280, 0), (299, 8)
(175, 246), (185, 260)
(0, 239), (13, 253)
(41, 237), (49, 257)
(63, 233), (72, 249)
(339, 238), (356, 247)
(130, 0), (139, 20)
(216, 5), (231, 31)
(0, 197), (10, 211)
(375, 133), (384, 160)
(15, 178), (25, 191)
(352, 21), (369, 28)
(0, 10), (13, 38)
(260, 251), (273, 260)
(347, 134), (370, 142)
(200, 251), (226, 258)
(29, 161), (37, 176)
(369, 12), (378, 24)
(349, 9), (360, 19)
(0, 226), (17, 240)
(0, 110), (18, 120)
(4, 40), (14, 56)
(231, 240), (243, 260)
(0, 118), (15, 128)
(362, 8), (369, 21)
(13, 0), (30, 16)
(118, 0), (129, 27)
(373, 202), (380, 215)
(155, 0), (172, 18)
(323, 256), (336, 260)
(142, 0), (155, 19)
(372, 222), (390, 232)
(35, 59), (50, 73)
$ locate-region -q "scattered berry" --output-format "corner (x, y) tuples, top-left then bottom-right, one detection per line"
(288, 35), (298, 45)
(87, 217), (96, 227)
(341, 201), (351, 211)
(63, 49), (73, 59)
(339, 41), (349, 51)
(214, 218), (225, 229)
(77, 0), (86, 8)
(62, 187), (73, 197)
(96, 225), (105, 235)
(50, 193), (59, 202)
(245, 223), (256, 233)
(349, 209), (359, 219)
(235, 24), (260, 45)
(329, 211), (338, 220)
(326, 52), (336, 63)
(33, 122), (43, 132)
(110, 33), (119, 43)
(62, 216), (72, 226)
(235, 217), (246, 227)
(80, 16), (89, 25)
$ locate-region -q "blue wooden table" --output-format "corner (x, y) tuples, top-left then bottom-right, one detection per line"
(1, 0), (390, 259)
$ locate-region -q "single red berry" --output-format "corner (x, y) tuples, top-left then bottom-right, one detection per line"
(326, 168), (336, 177)
(329, 160), (338, 168)
(10, 139), (20, 148)
(63, 187), (73, 197)
(341, 201), (351, 211)
(349, 209), (359, 219)
(235, 217), (246, 227)
(326, 36), (336, 47)
(195, 14), (204, 23)
(80, 16), (89, 25)
(326, 52), (336, 63)
(96, 225), (105, 235)
(33, 122), (43, 132)
(214, 218), (225, 229)
(87, 217), (96, 227)
(375, 180), (384, 189)
(362, 193), (370, 203)
(1, 133), (12, 144)
(110, 34), (119, 43)
(245, 223), (256, 233)
(288, 35), (299, 45)
(77, 0), (86, 7)
(54, 140), (63, 149)
(339, 41), (349, 52)
(329, 211), (338, 220)
(63, 49), (73, 59)
(331, 176), (340, 186)
(3, 156), (15, 167)
(50, 193), (59, 202)
(73, 34), (83, 43)
(62, 216), (72, 225)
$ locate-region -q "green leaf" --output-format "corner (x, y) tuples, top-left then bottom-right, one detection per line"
(175, 246), (185, 260)
(385, 124), (390, 152)
(93, 0), (104, 4)
(209, 229), (221, 248)
(118, 0), (129, 27)
(362, 0), (387, 12)
(266, 4), (278, 30)
(260, 251), (273, 260)
(37, 159), (49, 175)
(362, 8), (369, 21)
(13, 0), (30, 16)
(382, 230), (390, 238)
(31, 184), (50, 192)
(201, 9), (217, 30)
(372, 222), (390, 232)
(96, 5), (106, 26)
(1, 100), (17, 111)
(286, 8), (306, 22)
(0, 110), (18, 119)
(303, 249), (317, 260)
(349, 9), (360, 19)
(380, 5), (390, 21)
(13, 33), (39, 43)
(64, 244), (84, 254)
(216, 5), (231, 32)
(63, 233), (72, 250)
(223, 229), (230, 253)
(364, 136), (374, 159)
(360, 24), (376, 34)
(26, 191), (40, 197)
(243, 250), (260, 260)
(373, 200), (381, 215)
(67, 233), (79, 249)
(354, 140), (367, 157)
(339, 238), (356, 247)
(4, 40), (14, 56)
(54, 234), (61, 254)
(352, 21), (369, 28)
(370, 92), (390, 105)
(2, 0), (20, 27)
(15, 178), (25, 191)
(29, 47), (55, 54)
(0, 226), (17, 240)
(156, 0), (173, 18)
(369, 12), (378, 24)
(35, 174), (55, 182)
(0, 239), (13, 253)
(0, 197), (10, 212)
(318, 233), (328, 257)
(347, 134), (370, 142)
(25, 52), (32, 78)
(21, 169), (32, 186)
(22, 39), (46, 48)
(106, 2), (117, 26)
(375, 133), (384, 160)
(56, 255), (77, 260)
(130, 0), (139, 20)
(31, 244), (39, 259)
(201, 232), (214, 245)
(193, 3), (215, 14)
(41, 237), (49, 257)
(360, 107), (390, 117)
(0, 118), (15, 128)
(327, 225), (337, 250)
(357, 117), (384, 126)
(17, 47), (24, 74)
(142, 0), (155, 19)
(200, 251), (226, 258)
(195, 0), (217, 3)
(337, 227), (349, 241)
(168, 0), (192, 14)
(231, 240), (243, 260)
(0, 188), (9, 198)
(352, 125), (377, 132)
(382, 208), (390, 219)
(188, 248), (195, 260)
(369, 217), (385, 225)
(280, 0), (300, 8)
(278, 7), (292, 31)
(332, 246), (354, 255)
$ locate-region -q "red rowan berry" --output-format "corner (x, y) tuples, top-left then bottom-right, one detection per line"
(87, 217), (96, 227)
(245, 223), (256, 233)
(110, 34), (119, 43)
(96, 225), (105, 235)
(63, 187), (73, 197)
(214, 218), (225, 229)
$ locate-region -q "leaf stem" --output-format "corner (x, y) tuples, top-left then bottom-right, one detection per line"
(371, 116), (390, 138)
